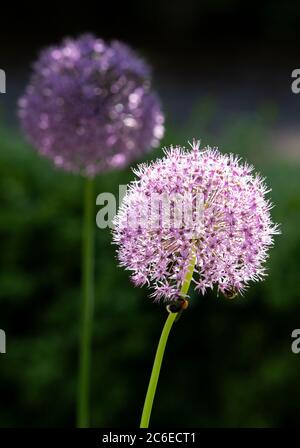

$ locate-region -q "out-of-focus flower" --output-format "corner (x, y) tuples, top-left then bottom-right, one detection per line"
(18, 34), (164, 176)
(113, 141), (280, 301)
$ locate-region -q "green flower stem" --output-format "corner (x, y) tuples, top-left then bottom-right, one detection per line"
(77, 177), (95, 428)
(140, 246), (197, 428)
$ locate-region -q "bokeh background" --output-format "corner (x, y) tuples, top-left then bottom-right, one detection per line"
(0, 0), (300, 427)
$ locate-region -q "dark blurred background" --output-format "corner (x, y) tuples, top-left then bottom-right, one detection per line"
(0, 0), (299, 427)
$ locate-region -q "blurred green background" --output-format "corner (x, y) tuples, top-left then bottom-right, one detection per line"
(0, 0), (300, 428)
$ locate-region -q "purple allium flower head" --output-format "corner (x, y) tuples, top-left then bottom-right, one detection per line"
(18, 34), (164, 176)
(112, 141), (280, 302)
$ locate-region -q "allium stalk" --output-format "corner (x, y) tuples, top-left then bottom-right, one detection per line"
(78, 178), (95, 427)
(140, 246), (196, 428)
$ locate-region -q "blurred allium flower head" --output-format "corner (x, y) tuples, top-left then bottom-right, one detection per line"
(113, 141), (280, 301)
(18, 34), (164, 176)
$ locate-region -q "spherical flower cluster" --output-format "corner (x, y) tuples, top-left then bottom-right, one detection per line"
(113, 141), (279, 301)
(18, 34), (164, 176)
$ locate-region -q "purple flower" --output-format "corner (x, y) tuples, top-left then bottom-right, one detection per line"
(112, 141), (280, 301)
(18, 34), (164, 176)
